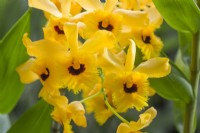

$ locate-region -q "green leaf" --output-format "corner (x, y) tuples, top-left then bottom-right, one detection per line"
(0, 114), (11, 133)
(0, 9), (31, 113)
(153, 0), (200, 34)
(8, 100), (53, 133)
(149, 62), (193, 103)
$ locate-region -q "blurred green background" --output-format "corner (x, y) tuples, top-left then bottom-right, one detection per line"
(0, 0), (200, 133)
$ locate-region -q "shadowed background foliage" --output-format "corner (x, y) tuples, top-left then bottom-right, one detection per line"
(0, 0), (199, 133)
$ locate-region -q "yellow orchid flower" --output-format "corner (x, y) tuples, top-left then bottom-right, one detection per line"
(73, 0), (149, 47)
(57, 22), (116, 93)
(74, 10), (123, 40)
(19, 33), (71, 88)
(39, 85), (73, 133)
(100, 40), (170, 111)
(116, 107), (157, 133)
(19, 22), (116, 93)
(105, 71), (150, 111)
(40, 1), (82, 43)
(50, 99), (87, 133)
(117, 0), (162, 48)
(39, 88), (87, 133)
(52, 101), (86, 133)
(132, 26), (163, 60)
(17, 57), (66, 88)
(58, 50), (98, 93)
(119, 0), (162, 28)
(43, 17), (69, 46)
(29, 0), (81, 45)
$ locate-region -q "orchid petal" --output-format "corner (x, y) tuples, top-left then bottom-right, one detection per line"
(135, 107), (157, 130)
(147, 7), (163, 28)
(81, 30), (116, 54)
(98, 49), (124, 73)
(22, 33), (66, 58)
(135, 57), (171, 78)
(125, 40), (136, 71)
(114, 9), (149, 28)
(67, 101), (87, 127)
(48, 96), (69, 109)
(60, 0), (71, 17)
(116, 123), (131, 133)
(127, 107), (157, 131)
(16, 58), (39, 83)
(28, 0), (62, 18)
(104, 0), (118, 13)
(63, 22), (78, 54)
(75, 0), (103, 11)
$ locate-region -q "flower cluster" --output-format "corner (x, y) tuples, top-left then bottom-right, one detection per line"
(17, 0), (171, 132)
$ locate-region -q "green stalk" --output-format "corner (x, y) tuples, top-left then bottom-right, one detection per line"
(97, 68), (129, 124)
(80, 91), (102, 103)
(102, 88), (129, 125)
(183, 31), (200, 133)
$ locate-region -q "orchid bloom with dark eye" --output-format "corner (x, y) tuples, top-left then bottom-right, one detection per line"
(132, 26), (163, 60)
(55, 22), (116, 93)
(72, 0), (149, 47)
(101, 40), (170, 112)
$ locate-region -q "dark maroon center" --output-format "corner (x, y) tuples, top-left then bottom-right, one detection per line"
(40, 68), (50, 81)
(98, 21), (113, 31)
(54, 25), (64, 34)
(123, 83), (138, 93)
(142, 35), (151, 44)
(68, 64), (85, 75)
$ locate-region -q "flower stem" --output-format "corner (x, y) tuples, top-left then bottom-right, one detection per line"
(80, 90), (102, 103)
(98, 68), (129, 125)
(102, 88), (129, 125)
(97, 68), (129, 124)
(183, 31), (200, 133)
